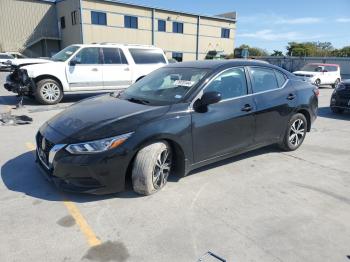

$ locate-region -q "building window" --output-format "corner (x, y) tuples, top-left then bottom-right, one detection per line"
(221, 28), (230, 38)
(60, 16), (66, 29)
(172, 52), (183, 62)
(158, 20), (166, 32)
(173, 22), (183, 34)
(91, 11), (107, 25)
(71, 11), (78, 25)
(124, 15), (138, 29)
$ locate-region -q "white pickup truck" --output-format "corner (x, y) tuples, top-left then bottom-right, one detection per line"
(4, 43), (168, 104)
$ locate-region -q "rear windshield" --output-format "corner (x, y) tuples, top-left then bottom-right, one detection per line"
(128, 48), (166, 64)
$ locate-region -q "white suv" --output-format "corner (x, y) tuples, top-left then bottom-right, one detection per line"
(4, 44), (168, 104)
(293, 63), (341, 88)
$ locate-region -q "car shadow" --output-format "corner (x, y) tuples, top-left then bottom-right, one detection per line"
(1, 151), (141, 202)
(317, 106), (349, 121)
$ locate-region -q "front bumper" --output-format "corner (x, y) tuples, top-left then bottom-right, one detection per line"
(330, 92), (350, 110)
(35, 129), (132, 195)
(4, 71), (35, 95)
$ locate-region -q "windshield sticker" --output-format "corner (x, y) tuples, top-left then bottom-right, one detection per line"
(174, 95), (182, 99)
(174, 80), (195, 87)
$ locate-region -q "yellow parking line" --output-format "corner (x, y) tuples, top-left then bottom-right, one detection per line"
(26, 142), (101, 247)
(63, 200), (101, 246)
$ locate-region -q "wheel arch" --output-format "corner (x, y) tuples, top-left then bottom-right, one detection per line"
(34, 75), (64, 92)
(296, 108), (311, 132)
(125, 136), (187, 185)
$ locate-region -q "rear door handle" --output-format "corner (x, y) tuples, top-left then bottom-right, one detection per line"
(241, 104), (252, 112)
(124, 67), (130, 71)
(287, 94), (296, 100)
(92, 68), (98, 72)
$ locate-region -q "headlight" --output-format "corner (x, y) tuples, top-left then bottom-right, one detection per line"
(66, 132), (133, 154)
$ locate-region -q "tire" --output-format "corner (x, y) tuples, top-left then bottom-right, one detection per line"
(314, 79), (321, 86)
(279, 113), (307, 151)
(331, 107), (344, 114)
(35, 79), (63, 105)
(132, 141), (172, 195)
(331, 78), (340, 89)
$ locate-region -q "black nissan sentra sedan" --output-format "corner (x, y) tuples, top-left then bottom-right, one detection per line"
(330, 79), (350, 114)
(36, 60), (318, 195)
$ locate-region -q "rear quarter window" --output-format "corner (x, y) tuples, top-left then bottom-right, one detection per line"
(128, 48), (166, 64)
(274, 70), (287, 87)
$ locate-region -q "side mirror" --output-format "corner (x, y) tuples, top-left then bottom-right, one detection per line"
(69, 57), (80, 66)
(194, 91), (222, 112)
(201, 91), (222, 106)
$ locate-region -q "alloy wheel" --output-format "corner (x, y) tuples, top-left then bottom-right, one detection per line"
(152, 148), (172, 189)
(41, 83), (61, 102)
(289, 119), (305, 147)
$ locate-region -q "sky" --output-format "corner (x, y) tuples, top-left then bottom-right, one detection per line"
(125, 0), (350, 54)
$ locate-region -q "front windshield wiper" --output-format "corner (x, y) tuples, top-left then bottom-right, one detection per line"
(126, 97), (150, 105)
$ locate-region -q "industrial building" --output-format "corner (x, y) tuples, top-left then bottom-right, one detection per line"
(0, 0), (237, 61)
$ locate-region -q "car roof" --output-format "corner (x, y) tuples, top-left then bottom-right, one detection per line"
(308, 63), (339, 67)
(165, 59), (272, 69)
(73, 43), (163, 50)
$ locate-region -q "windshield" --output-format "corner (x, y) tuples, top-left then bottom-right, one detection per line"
(119, 67), (209, 105)
(51, 45), (80, 62)
(301, 64), (324, 72)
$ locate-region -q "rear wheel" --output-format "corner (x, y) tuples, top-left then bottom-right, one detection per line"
(331, 78), (340, 89)
(331, 107), (344, 114)
(132, 142), (172, 195)
(35, 79), (63, 105)
(314, 79), (321, 86)
(279, 113), (307, 151)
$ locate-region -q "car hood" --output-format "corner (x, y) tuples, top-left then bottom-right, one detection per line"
(46, 94), (170, 142)
(10, 58), (50, 66)
(293, 71), (319, 76)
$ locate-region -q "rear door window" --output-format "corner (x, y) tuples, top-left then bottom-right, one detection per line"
(128, 48), (166, 64)
(249, 67), (279, 93)
(102, 48), (128, 64)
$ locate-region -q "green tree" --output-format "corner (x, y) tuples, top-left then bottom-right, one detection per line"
(271, 50), (284, 56)
(236, 44), (268, 57)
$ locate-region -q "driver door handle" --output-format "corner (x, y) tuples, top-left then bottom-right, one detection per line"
(287, 94), (296, 100)
(92, 68), (98, 72)
(124, 67), (130, 71)
(241, 104), (252, 112)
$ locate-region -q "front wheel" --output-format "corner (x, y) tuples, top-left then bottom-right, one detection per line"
(279, 113), (307, 151)
(35, 79), (63, 105)
(132, 142), (172, 195)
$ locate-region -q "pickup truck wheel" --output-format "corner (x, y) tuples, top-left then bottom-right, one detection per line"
(132, 141), (172, 195)
(35, 79), (63, 105)
(279, 113), (307, 151)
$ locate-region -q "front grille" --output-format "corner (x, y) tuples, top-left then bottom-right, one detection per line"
(36, 132), (55, 167)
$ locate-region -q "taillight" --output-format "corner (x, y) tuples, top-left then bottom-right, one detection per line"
(313, 88), (319, 97)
